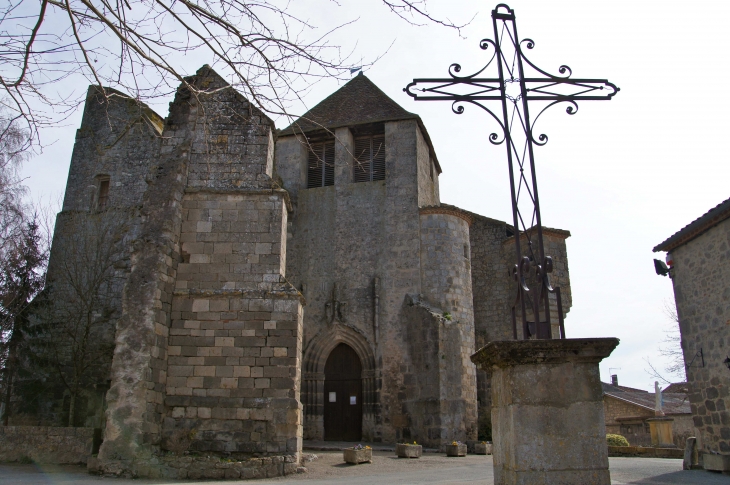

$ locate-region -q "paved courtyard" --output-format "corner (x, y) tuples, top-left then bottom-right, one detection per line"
(1, 452), (727, 485)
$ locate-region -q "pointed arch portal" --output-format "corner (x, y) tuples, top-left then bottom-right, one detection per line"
(302, 324), (378, 441)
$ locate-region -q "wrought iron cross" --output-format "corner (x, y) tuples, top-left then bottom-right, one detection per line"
(404, 4), (618, 340)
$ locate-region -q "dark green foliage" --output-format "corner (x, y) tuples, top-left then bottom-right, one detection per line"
(0, 218), (47, 425)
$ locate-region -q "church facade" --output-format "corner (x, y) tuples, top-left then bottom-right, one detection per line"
(26, 66), (572, 469)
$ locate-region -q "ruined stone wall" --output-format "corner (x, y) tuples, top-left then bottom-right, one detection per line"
(99, 71), (202, 468)
(0, 426), (96, 464)
(61, 86), (163, 212)
(669, 216), (730, 455)
(23, 87), (163, 426)
(95, 66), (303, 477)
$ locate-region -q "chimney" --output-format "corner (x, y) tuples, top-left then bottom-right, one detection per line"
(611, 374), (618, 387)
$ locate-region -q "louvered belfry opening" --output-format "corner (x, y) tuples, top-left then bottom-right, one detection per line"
(353, 130), (385, 183)
(307, 140), (335, 188)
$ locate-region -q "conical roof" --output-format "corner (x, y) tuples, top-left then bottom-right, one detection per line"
(280, 73), (441, 172)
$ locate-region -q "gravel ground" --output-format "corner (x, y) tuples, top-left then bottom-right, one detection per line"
(1, 452), (728, 484)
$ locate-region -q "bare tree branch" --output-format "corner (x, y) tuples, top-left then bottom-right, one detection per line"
(0, 0), (472, 152)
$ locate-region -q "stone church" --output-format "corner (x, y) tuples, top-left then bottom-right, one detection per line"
(30, 65), (572, 473)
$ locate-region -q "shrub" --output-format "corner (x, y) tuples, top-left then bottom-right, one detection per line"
(606, 434), (630, 447)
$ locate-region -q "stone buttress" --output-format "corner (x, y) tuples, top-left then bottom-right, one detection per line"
(96, 66), (303, 476)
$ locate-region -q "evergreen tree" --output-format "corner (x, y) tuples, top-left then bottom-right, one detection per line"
(0, 218), (47, 425)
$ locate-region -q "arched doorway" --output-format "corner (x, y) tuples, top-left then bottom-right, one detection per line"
(324, 343), (362, 441)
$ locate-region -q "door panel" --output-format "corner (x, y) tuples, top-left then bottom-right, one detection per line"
(323, 344), (362, 441)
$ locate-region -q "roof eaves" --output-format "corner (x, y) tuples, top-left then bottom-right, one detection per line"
(653, 196), (730, 252)
(604, 392), (655, 412)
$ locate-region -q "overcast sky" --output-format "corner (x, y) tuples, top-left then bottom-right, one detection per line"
(20, 0), (730, 391)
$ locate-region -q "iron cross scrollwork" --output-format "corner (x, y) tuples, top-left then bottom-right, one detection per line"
(405, 4), (618, 340)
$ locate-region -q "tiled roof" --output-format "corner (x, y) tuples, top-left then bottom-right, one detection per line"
(602, 382), (691, 415)
(653, 196), (730, 252)
(279, 73), (442, 174)
(662, 382), (689, 393)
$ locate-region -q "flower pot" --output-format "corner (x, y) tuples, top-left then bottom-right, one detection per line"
(474, 442), (492, 455)
(343, 447), (372, 464)
(396, 444), (422, 458)
(446, 443), (467, 457)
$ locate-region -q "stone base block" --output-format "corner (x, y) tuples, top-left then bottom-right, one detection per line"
(396, 444), (422, 458)
(90, 454), (299, 479)
(0, 426), (95, 465)
(343, 448), (371, 464)
(471, 338), (619, 485)
(703, 453), (730, 472)
(473, 442), (492, 455)
(446, 444), (467, 457)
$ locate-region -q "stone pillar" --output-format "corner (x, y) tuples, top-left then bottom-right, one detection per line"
(471, 338), (619, 485)
(647, 417), (674, 448)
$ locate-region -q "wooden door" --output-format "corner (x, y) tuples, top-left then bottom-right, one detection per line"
(323, 344), (362, 441)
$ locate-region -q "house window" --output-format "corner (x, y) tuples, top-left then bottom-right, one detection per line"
(353, 134), (385, 183)
(307, 141), (335, 188)
(97, 177), (110, 209)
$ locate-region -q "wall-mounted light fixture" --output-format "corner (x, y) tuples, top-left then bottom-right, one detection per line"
(654, 253), (673, 278)
(723, 356), (730, 371)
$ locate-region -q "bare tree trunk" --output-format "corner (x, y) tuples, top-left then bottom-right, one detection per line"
(2, 365), (13, 426)
(68, 392), (76, 427)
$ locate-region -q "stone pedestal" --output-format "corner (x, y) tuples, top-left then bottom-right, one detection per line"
(471, 338), (619, 485)
(702, 453), (730, 472)
(647, 417), (674, 448)
(396, 443), (422, 458)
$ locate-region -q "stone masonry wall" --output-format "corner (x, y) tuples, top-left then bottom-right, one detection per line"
(62, 86), (163, 213)
(468, 218), (572, 440)
(419, 211), (478, 443)
(277, 119), (432, 444)
(416, 125), (439, 208)
(669, 216), (730, 454)
(96, 66), (303, 478)
(0, 426), (95, 464)
(27, 87), (163, 426)
(167, 190), (303, 454)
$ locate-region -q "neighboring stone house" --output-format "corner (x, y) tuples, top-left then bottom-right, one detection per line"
(654, 196), (730, 459)
(12, 66), (573, 474)
(602, 379), (694, 447)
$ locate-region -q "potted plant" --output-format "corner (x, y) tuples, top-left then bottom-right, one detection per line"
(474, 441), (492, 455)
(343, 444), (372, 464)
(396, 441), (422, 458)
(446, 441), (467, 457)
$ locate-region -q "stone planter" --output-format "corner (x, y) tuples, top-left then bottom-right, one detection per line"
(396, 444), (422, 458)
(343, 448), (372, 464)
(474, 442), (492, 455)
(445, 443), (467, 457)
